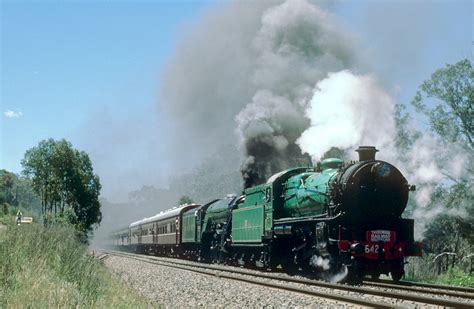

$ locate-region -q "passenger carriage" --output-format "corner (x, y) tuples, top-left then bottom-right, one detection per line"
(126, 204), (200, 254)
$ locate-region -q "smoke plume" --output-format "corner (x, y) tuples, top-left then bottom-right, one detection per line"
(159, 2), (269, 170)
(161, 0), (355, 186)
(234, 0), (354, 187)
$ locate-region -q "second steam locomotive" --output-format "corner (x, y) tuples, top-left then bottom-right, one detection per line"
(110, 146), (422, 282)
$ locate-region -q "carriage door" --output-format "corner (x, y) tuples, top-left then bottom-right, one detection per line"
(175, 217), (179, 244)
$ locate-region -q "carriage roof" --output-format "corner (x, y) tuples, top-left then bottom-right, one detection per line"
(129, 204), (199, 228)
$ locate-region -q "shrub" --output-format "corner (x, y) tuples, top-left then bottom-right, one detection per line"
(438, 266), (474, 287)
(404, 254), (474, 287)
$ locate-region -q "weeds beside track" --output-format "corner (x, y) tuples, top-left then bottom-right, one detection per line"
(0, 224), (147, 308)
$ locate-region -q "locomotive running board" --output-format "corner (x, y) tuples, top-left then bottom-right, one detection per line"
(274, 213), (341, 225)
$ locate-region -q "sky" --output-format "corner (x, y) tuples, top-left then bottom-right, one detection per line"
(1, 0), (472, 201)
(1, 0), (215, 198)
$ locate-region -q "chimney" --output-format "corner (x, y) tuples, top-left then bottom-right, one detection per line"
(356, 146), (378, 161)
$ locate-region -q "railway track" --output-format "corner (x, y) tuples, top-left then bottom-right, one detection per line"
(364, 278), (474, 294)
(105, 250), (474, 308)
(363, 278), (474, 300)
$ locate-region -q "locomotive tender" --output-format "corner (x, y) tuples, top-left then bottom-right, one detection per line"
(110, 146), (422, 282)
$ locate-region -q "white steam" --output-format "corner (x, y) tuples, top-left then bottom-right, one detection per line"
(405, 136), (470, 239)
(297, 70), (396, 162)
(310, 254), (348, 283)
(329, 266), (349, 284)
(309, 254), (331, 271)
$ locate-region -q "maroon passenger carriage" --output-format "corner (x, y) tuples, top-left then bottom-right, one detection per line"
(123, 204), (200, 254)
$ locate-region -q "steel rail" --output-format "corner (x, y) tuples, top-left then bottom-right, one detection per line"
(107, 250), (474, 308)
(365, 278), (474, 294)
(363, 280), (474, 299)
(107, 250), (392, 308)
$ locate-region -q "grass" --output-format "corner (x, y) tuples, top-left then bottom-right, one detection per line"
(0, 222), (149, 308)
(436, 266), (474, 287)
(404, 255), (474, 287)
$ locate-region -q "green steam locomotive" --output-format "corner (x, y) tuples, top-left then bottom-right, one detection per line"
(110, 146), (422, 282)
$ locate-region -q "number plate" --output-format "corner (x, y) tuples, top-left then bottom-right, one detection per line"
(365, 244), (380, 254)
(367, 230), (395, 242)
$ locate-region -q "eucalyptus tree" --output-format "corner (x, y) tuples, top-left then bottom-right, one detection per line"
(411, 59), (473, 256)
(412, 58), (473, 153)
(21, 139), (102, 234)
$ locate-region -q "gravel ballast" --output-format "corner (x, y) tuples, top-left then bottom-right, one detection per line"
(103, 255), (355, 307)
(103, 253), (472, 308)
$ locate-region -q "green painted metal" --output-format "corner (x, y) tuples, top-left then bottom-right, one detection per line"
(192, 159), (344, 244)
(201, 199), (229, 234)
(266, 167), (315, 219)
(242, 184), (267, 207)
(181, 211), (196, 243)
(232, 204), (264, 243)
(283, 160), (341, 217)
(242, 183), (273, 238)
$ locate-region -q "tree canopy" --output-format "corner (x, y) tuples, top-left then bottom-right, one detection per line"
(412, 58), (473, 151)
(409, 59), (473, 256)
(178, 195), (194, 205)
(21, 139), (102, 234)
(0, 170), (41, 214)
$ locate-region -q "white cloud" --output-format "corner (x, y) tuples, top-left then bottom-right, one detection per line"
(4, 110), (23, 118)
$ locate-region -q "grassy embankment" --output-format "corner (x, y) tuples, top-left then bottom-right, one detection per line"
(0, 212), (149, 308)
(404, 256), (474, 287)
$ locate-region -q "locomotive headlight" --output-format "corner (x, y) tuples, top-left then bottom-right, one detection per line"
(350, 243), (365, 254)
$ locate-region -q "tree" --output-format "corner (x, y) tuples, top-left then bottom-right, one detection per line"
(410, 59), (474, 258)
(0, 170), (16, 206)
(411, 59), (473, 151)
(0, 169), (42, 215)
(178, 195), (194, 205)
(394, 103), (421, 152)
(21, 139), (102, 235)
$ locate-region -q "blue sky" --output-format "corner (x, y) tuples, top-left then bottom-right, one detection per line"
(1, 0), (213, 186)
(1, 0), (472, 200)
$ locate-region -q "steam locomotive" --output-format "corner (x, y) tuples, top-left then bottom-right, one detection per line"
(109, 146), (422, 282)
